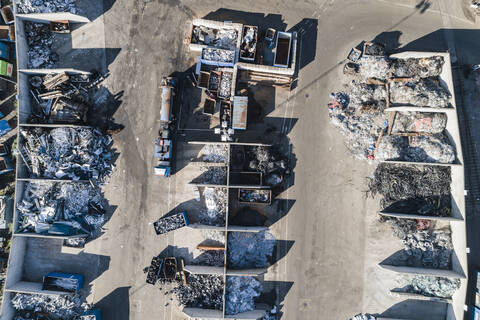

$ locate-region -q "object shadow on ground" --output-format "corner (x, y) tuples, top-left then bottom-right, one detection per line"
(96, 286), (130, 320)
(156, 198), (226, 227)
(228, 199), (295, 228)
(288, 18), (318, 71)
(377, 299), (449, 320)
(257, 280), (293, 319)
(203, 9), (287, 31)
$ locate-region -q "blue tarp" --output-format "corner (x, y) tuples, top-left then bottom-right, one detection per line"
(0, 120), (11, 137)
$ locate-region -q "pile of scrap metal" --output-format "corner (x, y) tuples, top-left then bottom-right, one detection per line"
(153, 212), (189, 235)
(16, 181), (105, 235)
(170, 273), (224, 310)
(11, 293), (92, 320)
(350, 314), (376, 320)
(227, 231), (275, 268)
(16, 0), (79, 14)
(25, 22), (58, 68)
(201, 144), (228, 163)
(395, 275), (460, 299)
(29, 71), (107, 124)
(238, 188), (271, 204)
(191, 25), (238, 50)
(329, 45), (453, 160)
(19, 127), (113, 182)
(225, 276), (262, 315)
(243, 146), (289, 186)
(145, 256), (180, 285)
(240, 26), (257, 60)
(201, 187), (226, 226)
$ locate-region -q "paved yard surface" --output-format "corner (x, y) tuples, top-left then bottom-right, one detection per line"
(77, 0), (480, 319)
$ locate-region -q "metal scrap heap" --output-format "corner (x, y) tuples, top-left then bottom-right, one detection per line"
(191, 26), (238, 50)
(16, 0), (79, 14)
(368, 163), (451, 216)
(389, 78), (451, 108)
(20, 127), (113, 182)
(171, 274), (224, 310)
(397, 275), (460, 299)
(201, 187), (226, 226)
(225, 276), (262, 315)
(25, 22), (58, 69)
(391, 56), (444, 79)
(201, 144), (228, 163)
(16, 181), (105, 235)
(227, 231), (275, 268)
(11, 293), (90, 320)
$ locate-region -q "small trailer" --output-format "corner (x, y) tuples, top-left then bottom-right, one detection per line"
(273, 32), (292, 68)
(153, 211), (189, 235)
(146, 256), (179, 284)
(42, 272), (84, 293)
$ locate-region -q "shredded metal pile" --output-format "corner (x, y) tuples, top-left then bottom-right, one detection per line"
(171, 274), (223, 310)
(20, 127), (113, 182)
(25, 22), (58, 69)
(195, 250), (225, 267)
(399, 275), (460, 299)
(391, 112), (447, 134)
(202, 144), (228, 163)
(225, 276), (262, 315)
(358, 56), (390, 80)
(11, 293), (89, 319)
(192, 26), (238, 50)
(17, 181), (105, 235)
(239, 189), (270, 203)
(16, 0), (78, 14)
(219, 72), (233, 99)
(199, 166), (226, 185)
(350, 314), (376, 320)
(202, 48), (235, 63)
(227, 231), (275, 268)
(391, 56), (444, 79)
(368, 164), (451, 216)
(389, 79), (451, 108)
(376, 133), (455, 163)
(201, 187), (226, 226)
(153, 213), (187, 235)
(241, 27), (257, 59)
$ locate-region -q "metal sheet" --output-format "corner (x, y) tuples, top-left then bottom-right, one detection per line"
(232, 96), (247, 130)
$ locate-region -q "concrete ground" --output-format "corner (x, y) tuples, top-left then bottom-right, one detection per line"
(65, 0), (480, 319)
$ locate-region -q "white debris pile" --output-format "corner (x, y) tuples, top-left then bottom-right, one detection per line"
(16, 0), (78, 13)
(358, 56), (390, 80)
(20, 127), (113, 182)
(192, 26), (238, 50)
(202, 229), (225, 244)
(16, 181), (105, 234)
(201, 187), (226, 226)
(11, 293), (89, 319)
(25, 22), (58, 69)
(329, 91), (387, 159)
(201, 144), (228, 163)
(202, 48), (235, 63)
(389, 79), (451, 108)
(350, 314), (376, 320)
(391, 112), (447, 134)
(376, 133), (455, 163)
(397, 275), (460, 299)
(219, 72), (233, 98)
(225, 276), (262, 315)
(391, 56), (444, 79)
(228, 231), (275, 268)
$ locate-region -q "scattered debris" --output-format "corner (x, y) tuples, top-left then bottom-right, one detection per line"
(397, 275), (460, 299)
(20, 127), (113, 182)
(368, 164), (451, 216)
(16, 0), (79, 14)
(192, 26), (238, 50)
(11, 293), (90, 319)
(225, 276), (262, 315)
(389, 79), (451, 108)
(25, 22), (58, 69)
(227, 231), (275, 268)
(171, 274), (223, 310)
(16, 181), (105, 235)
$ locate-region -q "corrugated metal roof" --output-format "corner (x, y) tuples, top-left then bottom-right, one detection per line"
(232, 96), (248, 130)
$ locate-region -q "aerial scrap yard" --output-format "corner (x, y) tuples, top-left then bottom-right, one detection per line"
(330, 47), (467, 319)
(0, 0), (110, 319)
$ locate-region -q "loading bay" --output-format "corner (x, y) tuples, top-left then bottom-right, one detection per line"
(13, 0), (480, 319)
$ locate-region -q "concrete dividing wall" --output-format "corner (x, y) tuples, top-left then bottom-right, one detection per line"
(225, 268), (267, 276)
(16, 13), (90, 23)
(4, 237), (26, 290)
(379, 211), (463, 222)
(226, 226), (269, 232)
(224, 310), (266, 319)
(379, 264), (465, 278)
(183, 307), (224, 318)
(184, 265), (224, 275)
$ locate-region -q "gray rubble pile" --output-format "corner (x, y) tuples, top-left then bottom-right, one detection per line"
(228, 231), (275, 268)
(16, 0), (78, 14)
(199, 166), (226, 184)
(171, 274), (223, 310)
(202, 48), (235, 63)
(202, 144), (228, 163)
(17, 181), (105, 234)
(389, 79), (451, 108)
(349, 82), (386, 106)
(350, 314), (376, 320)
(391, 56), (444, 79)
(225, 276), (262, 315)
(368, 163), (451, 216)
(20, 127), (113, 182)
(219, 72), (233, 98)
(398, 275), (460, 299)
(391, 112), (447, 134)
(11, 293), (89, 319)
(195, 250), (224, 267)
(376, 133), (455, 163)
(394, 229), (453, 269)
(25, 22), (58, 69)
(201, 187), (226, 226)
(358, 56), (390, 80)
(192, 26), (238, 50)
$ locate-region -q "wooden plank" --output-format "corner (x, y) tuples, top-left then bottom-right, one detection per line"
(196, 244), (226, 251)
(387, 111), (396, 135)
